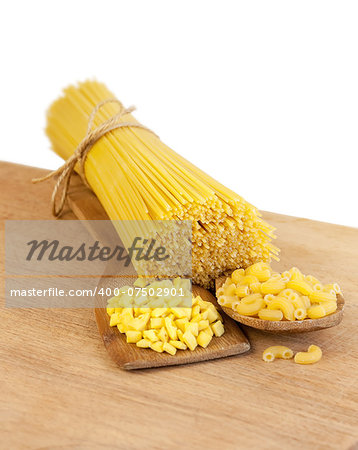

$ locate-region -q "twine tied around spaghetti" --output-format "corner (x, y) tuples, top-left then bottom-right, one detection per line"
(32, 98), (157, 217)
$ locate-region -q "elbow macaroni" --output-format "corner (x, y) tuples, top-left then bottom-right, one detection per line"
(219, 263), (341, 322)
(262, 346), (293, 362)
(263, 344), (322, 365)
(294, 345), (322, 365)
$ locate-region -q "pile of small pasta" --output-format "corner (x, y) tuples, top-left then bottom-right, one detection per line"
(217, 263), (341, 321)
(107, 278), (225, 355)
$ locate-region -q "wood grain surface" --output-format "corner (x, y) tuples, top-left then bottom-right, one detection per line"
(1, 162), (358, 450)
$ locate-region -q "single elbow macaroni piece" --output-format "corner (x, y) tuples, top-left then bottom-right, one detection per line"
(245, 263), (272, 281)
(294, 308), (307, 320)
(258, 309), (283, 321)
(260, 279), (286, 295)
(262, 346), (293, 362)
(321, 300), (337, 315)
(263, 293), (276, 305)
(239, 275), (259, 285)
(294, 345), (322, 365)
(231, 268), (245, 283)
(307, 305), (326, 319)
(286, 280), (313, 296)
(223, 283), (236, 296)
(310, 291), (337, 303)
(236, 294), (265, 316)
(235, 285), (250, 297)
(267, 297), (295, 321)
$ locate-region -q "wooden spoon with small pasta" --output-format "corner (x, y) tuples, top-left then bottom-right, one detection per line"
(215, 277), (345, 333)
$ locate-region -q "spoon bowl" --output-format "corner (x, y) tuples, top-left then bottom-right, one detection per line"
(215, 277), (345, 333)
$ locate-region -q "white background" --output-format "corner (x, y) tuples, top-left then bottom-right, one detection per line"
(1, 0), (357, 227)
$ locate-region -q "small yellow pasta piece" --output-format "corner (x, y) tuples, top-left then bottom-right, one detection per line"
(206, 306), (221, 323)
(126, 331), (142, 343)
(136, 339), (151, 348)
(239, 275), (259, 285)
(211, 320), (225, 337)
(109, 313), (121, 327)
(169, 340), (187, 350)
(324, 283), (342, 294)
(301, 296), (311, 309)
(133, 277), (149, 288)
(223, 283), (236, 296)
(231, 268), (245, 283)
(249, 282), (262, 293)
(250, 268), (271, 282)
(235, 285), (250, 297)
(290, 295), (305, 310)
(267, 297), (295, 321)
(290, 271), (304, 282)
(197, 331), (213, 348)
(279, 289), (297, 300)
(150, 318), (164, 329)
(163, 342), (177, 356)
(307, 305), (326, 319)
(157, 327), (169, 342)
(198, 319), (210, 331)
(260, 279), (286, 295)
(203, 326), (213, 337)
(236, 294), (265, 316)
(310, 291), (337, 303)
(305, 275), (320, 286)
(150, 341), (164, 353)
(258, 309), (283, 321)
(164, 317), (178, 340)
(294, 345), (322, 364)
(174, 318), (188, 332)
(262, 346), (293, 362)
(286, 280), (313, 296)
(217, 295), (235, 307)
(182, 330), (197, 351)
(294, 308), (307, 320)
(263, 293), (276, 305)
(321, 300), (337, 315)
(184, 322), (199, 337)
(288, 267), (302, 276)
(143, 329), (159, 342)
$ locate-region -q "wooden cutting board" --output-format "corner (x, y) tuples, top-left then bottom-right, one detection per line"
(1, 162), (358, 450)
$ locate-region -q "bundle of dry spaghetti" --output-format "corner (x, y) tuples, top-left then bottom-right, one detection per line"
(45, 80), (279, 288)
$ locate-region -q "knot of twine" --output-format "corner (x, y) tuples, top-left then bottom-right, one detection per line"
(32, 98), (157, 217)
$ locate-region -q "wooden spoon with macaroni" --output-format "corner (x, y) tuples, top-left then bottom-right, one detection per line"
(215, 277), (344, 333)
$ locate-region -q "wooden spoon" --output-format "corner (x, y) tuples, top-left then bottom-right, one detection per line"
(216, 277), (345, 333)
(94, 281), (250, 370)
